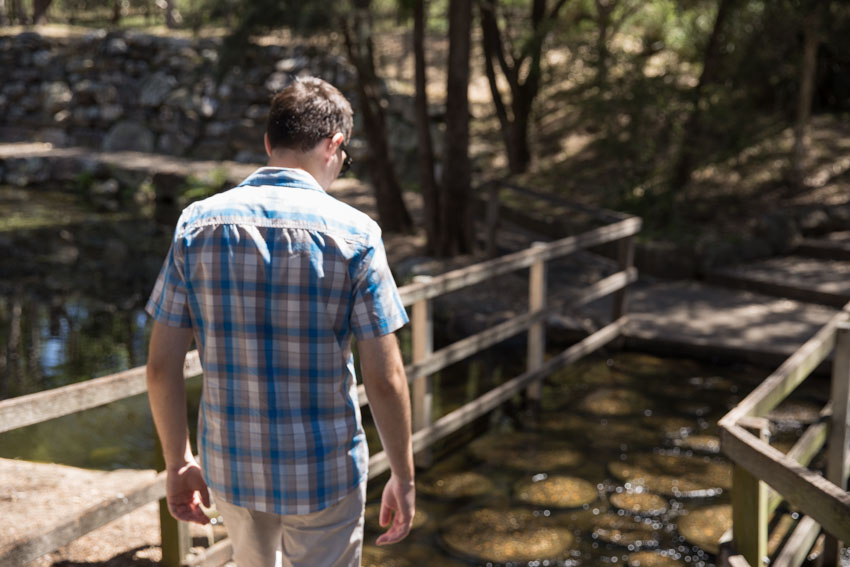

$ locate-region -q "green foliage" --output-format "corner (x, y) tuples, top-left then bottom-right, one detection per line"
(181, 167), (229, 203)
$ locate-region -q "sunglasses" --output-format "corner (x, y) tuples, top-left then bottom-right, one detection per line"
(339, 141), (353, 176)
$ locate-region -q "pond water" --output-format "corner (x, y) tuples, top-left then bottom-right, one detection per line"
(0, 185), (829, 565)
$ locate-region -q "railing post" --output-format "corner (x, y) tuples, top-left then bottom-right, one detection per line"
(154, 433), (192, 567)
(526, 243), (547, 406)
(732, 416), (770, 567)
(821, 322), (850, 566)
(611, 235), (635, 321)
(411, 275), (434, 468)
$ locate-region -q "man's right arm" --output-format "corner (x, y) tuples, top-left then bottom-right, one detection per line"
(357, 333), (415, 546)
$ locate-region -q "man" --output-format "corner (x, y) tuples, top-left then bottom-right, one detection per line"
(145, 77), (415, 567)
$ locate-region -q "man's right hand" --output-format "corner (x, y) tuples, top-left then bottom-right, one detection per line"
(166, 461), (211, 525)
(376, 473), (416, 545)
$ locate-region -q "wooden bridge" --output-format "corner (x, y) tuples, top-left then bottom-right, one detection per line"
(0, 200), (641, 566)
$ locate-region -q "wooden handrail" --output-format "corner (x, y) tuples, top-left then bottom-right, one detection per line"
(0, 351), (203, 434)
(398, 216), (641, 306)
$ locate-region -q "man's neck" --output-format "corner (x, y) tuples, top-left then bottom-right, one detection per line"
(266, 153), (328, 189)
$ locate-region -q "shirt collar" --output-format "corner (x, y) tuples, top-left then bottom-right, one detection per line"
(236, 167), (326, 193)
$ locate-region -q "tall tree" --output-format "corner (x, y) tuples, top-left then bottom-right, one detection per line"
(440, 0), (474, 255)
(478, 0), (569, 174)
(343, 0), (414, 233)
(592, 0), (642, 86)
(671, 0), (738, 191)
(413, 0), (440, 253)
(790, 0), (826, 186)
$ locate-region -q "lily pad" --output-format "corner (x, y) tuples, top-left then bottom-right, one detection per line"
(470, 432), (584, 472)
(578, 388), (654, 417)
(609, 491), (668, 516)
(673, 434), (721, 454)
(592, 513), (660, 548)
(417, 470), (496, 500)
(627, 550), (684, 567)
(514, 475), (598, 509)
(677, 504), (731, 555)
(441, 508), (575, 563)
(362, 546), (414, 567)
(608, 453), (731, 497)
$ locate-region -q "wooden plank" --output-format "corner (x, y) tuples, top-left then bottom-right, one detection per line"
(0, 350), (203, 434)
(356, 308), (550, 408)
(732, 419), (769, 567)
(526, 245), (547, 402)
(772, 516), (821, 567)
(611, 236), (636, 321)
(411, 276), (434, 468)
(184, 538), (234, 567)
(720, 423), (850, 543)
(769, 403), (830, 514)
(572, 268), (638, 308)
(719, 305), (850, 429)
(0, 473), (166, 566)
(822, 323), (850, 566)
(397, 217), (642, 306)
(368, 318), (627, 479)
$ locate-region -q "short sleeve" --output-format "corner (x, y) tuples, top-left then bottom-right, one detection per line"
(350, 237), (409, 340)
(145, 239), (193, 328)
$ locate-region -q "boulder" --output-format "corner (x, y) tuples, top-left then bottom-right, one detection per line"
(139, 72), (177, 107)
(102, 120), (155, 152)
(42, 81), (72, 113)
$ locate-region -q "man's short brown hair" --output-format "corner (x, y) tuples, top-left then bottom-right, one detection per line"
(266, 77), (354, 152)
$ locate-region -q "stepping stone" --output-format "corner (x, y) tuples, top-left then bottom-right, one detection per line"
(677, 504), (731, 555)
(627, 550), (685, 567)
(514, 474), (598, 509)
(440, 508), (575, 564)
(577, 387), (654, 417)
(592, 513), (660, 549)
(417, 470), (496, 500)
(798, 232), (850, 261)
(469, 432), (584, 472)
(609, 490), (668, 516)
(608, 452), (731, 498)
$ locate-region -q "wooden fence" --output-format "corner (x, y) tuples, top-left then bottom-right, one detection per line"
(0, 212), (641, 567)
(719, 300), (850, 567)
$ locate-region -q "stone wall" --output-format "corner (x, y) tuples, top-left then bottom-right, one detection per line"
(0, 30), (419, 172)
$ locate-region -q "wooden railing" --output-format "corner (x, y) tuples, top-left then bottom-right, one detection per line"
(718, 300), (850, 567)
(0, 213), (641, 567)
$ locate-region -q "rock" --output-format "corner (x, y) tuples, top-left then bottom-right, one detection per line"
(99, 104), (124, 122)
(71, 79), (99, 105)
(94, 84), (119, 105)
(105, 37), (128, 56)
(275, 56), (307, 73)
(796, 207), (831, 234)
(4, 157), (51, 186)
(32, 50), (51, 67)
(102, 120), (155, 152)
(37, 128), (68, 146)
(42, 81), (72, 112)
(755, 211), (801, 254)
(139, 72), (177, 107)
(91, 178), (120, 196)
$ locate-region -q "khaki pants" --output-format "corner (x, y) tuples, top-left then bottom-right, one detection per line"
(214, 482), (367, 567)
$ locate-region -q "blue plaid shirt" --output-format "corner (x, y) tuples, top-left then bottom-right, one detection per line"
(146, 167), (408, 514)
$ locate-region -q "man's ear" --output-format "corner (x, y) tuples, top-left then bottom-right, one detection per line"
(264, 133), (272, 157)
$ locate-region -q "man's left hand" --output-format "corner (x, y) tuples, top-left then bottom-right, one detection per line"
(166, 461), (211, 524)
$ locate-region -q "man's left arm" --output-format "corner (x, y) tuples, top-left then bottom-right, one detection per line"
(146, 321), (210, 525)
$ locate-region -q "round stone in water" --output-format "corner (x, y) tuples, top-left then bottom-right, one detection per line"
(514, 475), (598, 509)
(609, 491), (668, 516)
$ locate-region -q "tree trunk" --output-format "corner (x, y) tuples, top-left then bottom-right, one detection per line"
(32, 0), (52, 24)
(791, 2), (823, 187)
(0, 0), (8, 27)
(112, 0), (123, 25)
(165, 0), (182, 28)
(595, 0), (613, 85)
(440, 0), (474, 256)
(344, 1), (413, 233)
(413, 0), (440, 254)
(671, 0), (736, 191)
(479, 0), (520, 172)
